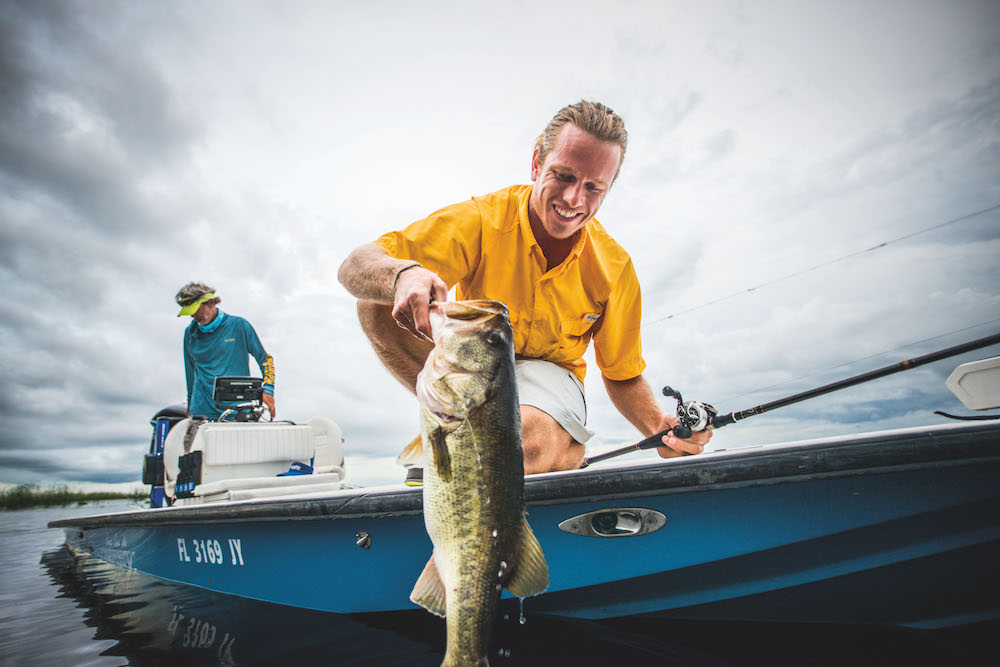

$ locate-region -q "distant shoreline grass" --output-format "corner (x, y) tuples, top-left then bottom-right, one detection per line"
(0, 484), (147, 510)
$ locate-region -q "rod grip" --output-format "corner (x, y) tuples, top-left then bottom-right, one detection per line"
(636, 429), (673, 450)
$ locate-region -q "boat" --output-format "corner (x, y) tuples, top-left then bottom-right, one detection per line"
(49, 363), (1000, 630)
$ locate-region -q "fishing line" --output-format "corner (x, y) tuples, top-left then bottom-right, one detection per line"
(644, 202), (1000, 325)
(463, 415), (483, 467)
(584, 329), (1000, 466)
(711, 317), (1000, 408)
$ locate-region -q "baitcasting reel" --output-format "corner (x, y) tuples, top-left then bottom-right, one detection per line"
(662, 386), (719, 439)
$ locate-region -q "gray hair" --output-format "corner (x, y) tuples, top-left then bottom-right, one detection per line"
(534, 100), (628, 183)
(175, 281), (220, 307)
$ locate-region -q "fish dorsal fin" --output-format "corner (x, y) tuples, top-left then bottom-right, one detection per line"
(503, 517), (550, 598)
(410, 554), (447, 617)
(396, 435), (423, 467)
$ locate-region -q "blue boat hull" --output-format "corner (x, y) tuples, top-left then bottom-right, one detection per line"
(52, 422), (1000, 628)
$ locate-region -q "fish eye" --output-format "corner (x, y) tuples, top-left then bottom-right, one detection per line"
(486, 331), (503, 346)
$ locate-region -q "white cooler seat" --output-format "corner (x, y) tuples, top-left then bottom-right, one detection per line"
(161, 416), (345, 504)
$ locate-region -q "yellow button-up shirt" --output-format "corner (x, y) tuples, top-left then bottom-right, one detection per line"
(375, 184), (645, 384)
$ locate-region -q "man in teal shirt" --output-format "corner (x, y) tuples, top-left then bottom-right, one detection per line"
(175, 282), (276, 419)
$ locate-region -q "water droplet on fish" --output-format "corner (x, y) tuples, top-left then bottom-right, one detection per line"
(519, 598), (526, 625)
(492, 529), (498, 538)
(498, 648), (511, 658)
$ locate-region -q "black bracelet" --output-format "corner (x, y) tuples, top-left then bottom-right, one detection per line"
(392, 262), (422, 289)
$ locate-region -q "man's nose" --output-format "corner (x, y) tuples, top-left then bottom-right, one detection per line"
(563, 181), (584, 207)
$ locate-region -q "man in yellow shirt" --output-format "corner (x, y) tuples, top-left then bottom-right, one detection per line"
(338, 100), (711, 474)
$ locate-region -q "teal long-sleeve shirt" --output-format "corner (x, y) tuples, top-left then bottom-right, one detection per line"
(183, 311), (274, 419)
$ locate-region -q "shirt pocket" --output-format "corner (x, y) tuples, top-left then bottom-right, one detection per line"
(559, 315), (601, 358)
(560, 314), (600, 337)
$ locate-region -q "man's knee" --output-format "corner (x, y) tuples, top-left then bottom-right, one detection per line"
(355, 301), (432, 392)
(357, 301), (393, 341)
(521, 406), (584, 473)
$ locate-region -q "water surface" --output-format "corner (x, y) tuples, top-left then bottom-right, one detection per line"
(2, 502), (997, 666)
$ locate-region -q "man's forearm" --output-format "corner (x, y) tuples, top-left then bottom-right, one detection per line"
(338, 243), (416, 303)
(605, 373), (713, 459)
(602, 374), (665, 438)
(341, 243), (448, 341)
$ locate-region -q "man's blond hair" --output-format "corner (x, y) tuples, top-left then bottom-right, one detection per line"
(533, 100), (628, 183)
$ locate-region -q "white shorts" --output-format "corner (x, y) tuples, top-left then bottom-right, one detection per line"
(515, 358), (594, 444)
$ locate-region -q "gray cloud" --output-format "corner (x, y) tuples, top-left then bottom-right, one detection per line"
(1, 1), (998, 488)
(1, 2), (196, 239)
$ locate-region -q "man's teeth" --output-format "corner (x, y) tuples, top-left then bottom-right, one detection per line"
(554, 205), (578, 218)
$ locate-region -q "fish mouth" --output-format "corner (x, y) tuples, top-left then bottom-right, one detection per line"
(429, 300), (508, 342)
(416, 367), (481, 423)
(417, 300), (508, 421)
(430, 410), (462, 423)
(417, 343), (466, 419)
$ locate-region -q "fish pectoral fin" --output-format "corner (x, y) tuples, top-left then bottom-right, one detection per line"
(396, 435), (423, 467)
(430, 427), (452, 482)
(410, 554), (447, 617)
(503, 517), (550, 598)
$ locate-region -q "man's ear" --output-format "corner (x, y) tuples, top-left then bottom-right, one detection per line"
(530, 149), (540, 182)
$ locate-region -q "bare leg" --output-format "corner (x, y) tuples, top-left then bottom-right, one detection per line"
(357, 301), (434, 394)
(520, 405), (586, 474)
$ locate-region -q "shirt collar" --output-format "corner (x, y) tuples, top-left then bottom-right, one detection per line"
(517, 185), (591, 266)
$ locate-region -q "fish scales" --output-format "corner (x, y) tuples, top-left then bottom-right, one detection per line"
(407, 300), (549, 666)
(422, 393), (520, 662)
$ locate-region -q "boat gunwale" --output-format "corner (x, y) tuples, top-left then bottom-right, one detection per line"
(48, 420), (1000, 529)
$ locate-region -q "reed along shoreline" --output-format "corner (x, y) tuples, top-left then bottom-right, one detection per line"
(0, 484), (146, 510)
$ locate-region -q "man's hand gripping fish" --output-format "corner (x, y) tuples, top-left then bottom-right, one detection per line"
(400, 300), (549, 666)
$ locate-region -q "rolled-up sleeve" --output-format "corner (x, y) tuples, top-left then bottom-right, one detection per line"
(374, 199), (483, 289)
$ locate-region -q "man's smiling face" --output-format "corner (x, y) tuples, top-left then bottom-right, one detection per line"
(528, 123), (622, 244)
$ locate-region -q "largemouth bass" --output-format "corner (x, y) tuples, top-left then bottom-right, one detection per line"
(404, 299), (549, 666)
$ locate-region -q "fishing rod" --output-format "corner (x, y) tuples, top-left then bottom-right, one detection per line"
(582, 331), (1000, 467)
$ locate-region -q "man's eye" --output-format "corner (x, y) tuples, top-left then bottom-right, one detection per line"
(554, 171), (572, 182)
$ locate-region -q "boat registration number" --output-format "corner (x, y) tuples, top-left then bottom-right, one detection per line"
(177, 537), (245, 566)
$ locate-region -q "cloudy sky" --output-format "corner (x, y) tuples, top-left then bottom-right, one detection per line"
(1, 0), (998, 488)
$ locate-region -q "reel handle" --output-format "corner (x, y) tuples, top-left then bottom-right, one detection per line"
(662, 385), (717, 436)
(662, 386), (684, 402)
